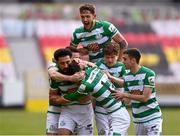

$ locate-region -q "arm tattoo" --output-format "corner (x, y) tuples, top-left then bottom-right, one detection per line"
(118, 40), (127, 49)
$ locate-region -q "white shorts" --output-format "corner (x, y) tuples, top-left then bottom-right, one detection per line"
(135, 118), (163, 136)
(58, 105), (93, 135)
(95, 106), (109, 136)
(46, 112), (60, 134)
(109, 107), (130, 135)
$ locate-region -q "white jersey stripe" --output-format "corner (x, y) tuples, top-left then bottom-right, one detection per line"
(92, 74), (108, 95)
(133, 101), (159, 114)
(81, 36), (109, 46)
(86, 68), (101, 84)
(76, 27), (104, 39)
(128, 85), (144, 91)
(124, 73), (146, 81)
(96, 90), (111, 102)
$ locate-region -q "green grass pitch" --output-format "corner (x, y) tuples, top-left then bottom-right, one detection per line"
(0, 108), (180, 135)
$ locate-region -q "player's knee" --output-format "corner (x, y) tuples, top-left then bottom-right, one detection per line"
(58, 128), (72, 135)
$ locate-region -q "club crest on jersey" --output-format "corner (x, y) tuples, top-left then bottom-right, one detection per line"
(78, 84), (87, 94)
(113, 73), (120, 77)
(49, 124), (57, 131)
(60, 120), (66, 126)
(127, 82), (130, 86)
(138, 80), (144, 85)
(148, 76), (155, 86)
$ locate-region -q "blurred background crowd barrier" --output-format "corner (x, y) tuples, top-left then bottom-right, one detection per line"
(0, 2), (180, 112)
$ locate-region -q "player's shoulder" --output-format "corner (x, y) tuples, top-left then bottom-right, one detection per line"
(73, 26), (84, 33)
(141, 66), (155, 76)
(95, 58), (104, 66)
(116, 61), (125, 66)
(48, 62), (58, 70)
(97, 20), (112, 26)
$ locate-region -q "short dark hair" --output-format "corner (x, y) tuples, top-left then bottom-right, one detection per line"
(54, 48), (72, 61)
(103, 42), (120, 56)
(66, 46), (79, 53)
(123, 48), (141, 64)
(79, 3), (96, 14)
(67, 60), (81, 75)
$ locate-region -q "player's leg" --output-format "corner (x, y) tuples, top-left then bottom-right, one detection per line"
(146, 118), (163, 136)
(58, 111), (76, 135)
(109, 107), (130, 135)
(135, 123), (147, 135)
(75, 109), (94, 135)
(95, 106), (109, 136)
(46, 112), (60, 135)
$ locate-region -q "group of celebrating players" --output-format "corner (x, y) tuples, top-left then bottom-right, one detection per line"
(46, 3), (162, 136)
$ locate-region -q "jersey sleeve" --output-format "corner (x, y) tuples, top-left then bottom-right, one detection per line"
(144, 70), (156, 88)
(49, 78), (59, 90)
(103, 21), (119, 38)
(95, 59), (102, 67)
(70, 30), (81, 47)
(48, 62), (58, 71)
(120, 64), (126, 77)
(63, 91), (87, 101)
(77, 83), (89, 95)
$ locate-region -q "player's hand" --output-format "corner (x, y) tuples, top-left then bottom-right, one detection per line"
(73, 58), (95, 68)
(112, 92), (125, 101)
(77, 95), (92, 103)
(61, 96), (71, 104)
(70, 71), (85, 82)
(86, 62), (95, 67)
(87, 43), (100, 53)
(104, 70), (111, 78)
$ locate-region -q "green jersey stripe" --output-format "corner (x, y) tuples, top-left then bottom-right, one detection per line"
(95, 87), (111, 102)
(106, 100), (118, 108)
(106, 103), (122, 113)
(132, 105), (160, 118)
(86, 68), (101, 84)
(132, 98), (157, 108)
(47, 111), (61, 114)
(94, 111), (108, 115)
(133, 101), (159, 114)
(134, 117), (162, 124)
(133, 111), (162, 123)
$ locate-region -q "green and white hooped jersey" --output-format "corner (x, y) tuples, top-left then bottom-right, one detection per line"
(48, 63), (91, 113)
(95, 59), (126, 114)
(71, 20), (119, 62)
(77, 67), (123, 114)
(96, 59), (126, 89)
(123, 66), (162, 123)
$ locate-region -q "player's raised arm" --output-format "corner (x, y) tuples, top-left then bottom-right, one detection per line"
(104, 70), (124, 86)
(112, 32), (128, 62)
(48, 68), (84, 82)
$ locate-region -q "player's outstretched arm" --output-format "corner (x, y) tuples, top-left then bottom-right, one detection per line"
(48, 69), (85, 82)
(112, 33), (128, 61)
(49, 89), (70, 105)
(112, 87), (152, 103)
(63, 91), (87, 101)
(104, 70), (124, 86)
